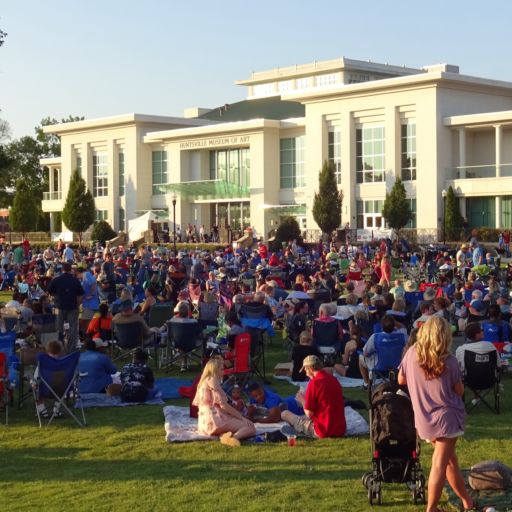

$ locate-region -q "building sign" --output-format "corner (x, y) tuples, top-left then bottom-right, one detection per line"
(179, 135), (250, 150)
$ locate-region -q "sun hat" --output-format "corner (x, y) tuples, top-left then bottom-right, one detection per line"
(404, 280), (418, 292)
(300, 355), (322, 373)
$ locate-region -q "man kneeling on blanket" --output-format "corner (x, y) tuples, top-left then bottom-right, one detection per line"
(281, 355), (346, 438)
(246, 382), (304, 423)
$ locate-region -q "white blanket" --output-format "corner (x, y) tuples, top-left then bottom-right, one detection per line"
(163, 405), (368, 442)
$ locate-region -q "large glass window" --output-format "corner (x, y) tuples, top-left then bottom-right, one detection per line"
(95, 209), (108, 222)
(76, 155), (82, 176)
(152, 150), (167, 195)
(210, 202), (251, 231)
(209, 148), (250, 188)
(401, 122), (416, 181)
(356, 126), (385, 183)
(356, 199), (384, 229)
(405, 198), (417, 228)
(328, 126), (341, 185)
(92, 152), (108, 197)
(119, 207), (125, 231)
(280, 136), (305, 189)
(119, 152), (125, 196)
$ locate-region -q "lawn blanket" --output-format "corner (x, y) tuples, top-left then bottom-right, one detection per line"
(163, 405), (369, 442)
(445, 470), (512, 511)
(274, 373), (366, 388)
(155, 377), (193, 399)
(76, 392), (164, 408)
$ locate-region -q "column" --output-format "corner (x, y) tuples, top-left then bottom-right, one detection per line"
(458, 128), (466, 178)
(496, 196), (502, 229)
(48, 167), (53, 198)
(495, 124), (502, 178)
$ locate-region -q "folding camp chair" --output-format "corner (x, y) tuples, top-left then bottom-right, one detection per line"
(31, 313), (58, 344)
(463, 349), (500, 414)
(164, 321), (203, 372)
(18, 346), (44, 409)
(0, 352), (9, 424)
(312, 319), (341, 366)
(245, 327), (269, 383)
(32, 351), (86, 427)
(368, 331), (406, 393)
(223, 332), (251, 389)
(148, 303), (174, 329)
(112, 321), (145, 362)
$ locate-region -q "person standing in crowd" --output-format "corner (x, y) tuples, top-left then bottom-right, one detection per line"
(47, 261), (85, 353)
(398, 317), (475, 512)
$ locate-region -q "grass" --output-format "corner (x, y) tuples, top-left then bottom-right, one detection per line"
(1, 290), (511, 511)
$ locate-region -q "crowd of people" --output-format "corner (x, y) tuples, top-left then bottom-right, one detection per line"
(0, 231), (511, 511)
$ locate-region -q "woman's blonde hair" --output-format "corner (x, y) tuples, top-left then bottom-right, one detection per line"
(415, 316), (452, 379)
(197, 357), (223, 389)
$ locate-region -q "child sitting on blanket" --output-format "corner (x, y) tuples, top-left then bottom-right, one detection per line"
(229, 385), (246, 414)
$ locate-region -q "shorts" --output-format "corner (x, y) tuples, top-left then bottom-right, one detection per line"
(424, 430), (464, 443)
(282, 411), (318, 438)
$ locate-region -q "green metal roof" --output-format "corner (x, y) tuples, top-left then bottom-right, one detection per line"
(199, 97), (304, 122)
(266, 204), (307, 215)
(161, 180), (250, 200)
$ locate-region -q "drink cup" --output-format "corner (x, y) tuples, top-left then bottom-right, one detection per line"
(287, 435), (297, 447)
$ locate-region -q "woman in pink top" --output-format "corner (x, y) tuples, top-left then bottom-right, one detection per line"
(379, 255), (392, 288)
(193, 358), (256, 447)
(398, 317), (474, 512)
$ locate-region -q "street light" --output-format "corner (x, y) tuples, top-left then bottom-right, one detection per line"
(441, 189), (447, 245)
(172, 193), (177, 255)
(8, 205), (12, 245)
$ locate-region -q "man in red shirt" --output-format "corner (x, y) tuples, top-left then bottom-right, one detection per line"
(281, 355), (346, 438)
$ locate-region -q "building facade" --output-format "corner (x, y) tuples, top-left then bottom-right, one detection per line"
(41, 57), (512, 240)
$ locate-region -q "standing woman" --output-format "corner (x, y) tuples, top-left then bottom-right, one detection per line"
(398, 317), (474, 512)
(379, 254), (392, 289)
(193, 358), (256, 447)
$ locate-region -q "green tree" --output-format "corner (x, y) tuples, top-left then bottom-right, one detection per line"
(10, 179), (38, 235)
(62, 170), (95, 245)
(444, 185), (462, 241)
(91, 220), (117, 244)
(312, 160), (343, 237)
(381, 177), (412, 236)
(36, 115), (84, 157)
(275, 216), (301, 245)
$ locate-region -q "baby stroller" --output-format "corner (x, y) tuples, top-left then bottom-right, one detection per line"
(362, 380), (426, 505)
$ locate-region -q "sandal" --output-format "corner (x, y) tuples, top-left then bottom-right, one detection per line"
(36, 407), (49, 418)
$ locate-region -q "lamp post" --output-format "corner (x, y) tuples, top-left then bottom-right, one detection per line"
(8, 206), (11, 245)
(172, 193), (177, 255)
(441, 189), (447, 245)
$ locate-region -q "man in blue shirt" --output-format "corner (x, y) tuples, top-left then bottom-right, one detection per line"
(79, 340), (117, 393)
(246, 382), (302, 423)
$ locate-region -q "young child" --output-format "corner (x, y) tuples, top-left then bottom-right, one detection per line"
(230, 385), (246, 414)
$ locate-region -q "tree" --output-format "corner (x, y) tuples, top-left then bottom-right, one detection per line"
(275, 216), (301, 245)
(9, 179), (38, 236)
(91, 220), (117, 244)
(0, 29), (7, 48)
(36, 115), (84, 158)
(312, 160), (343, 237)
(381, 177), (412, 237)
(62, 170), (95, 245)
(444, 185), (463, 241)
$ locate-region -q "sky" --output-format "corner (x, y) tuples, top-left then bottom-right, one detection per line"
(2, 0), (512, 138)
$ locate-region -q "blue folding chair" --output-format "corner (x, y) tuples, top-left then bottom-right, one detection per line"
(369, 331), (406, 391)
(33, 351), (86, 427)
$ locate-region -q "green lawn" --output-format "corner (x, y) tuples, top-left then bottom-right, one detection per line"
(1, 289), (511, 511)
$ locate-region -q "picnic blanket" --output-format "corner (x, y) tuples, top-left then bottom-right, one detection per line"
(163, 405), (369, 442)
(155, 377), (193, 399)
(274, 373), (366, 389)
(445, 470), (512, 511)
(76, 392), (164, 408)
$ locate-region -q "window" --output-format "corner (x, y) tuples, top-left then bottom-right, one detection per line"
(280, 136), (305, 188)
(92, 152), (108, 197)
(356, 126), (385, 183)
(347, 73), (370, 84)
(209, 148), (250, 188)
(119, 208), (125, 231)
(152, 150), (167, 195)
(401, 122), (416, 181)
(253, 83), (274, 97)
(356, 199), (384, 229)
(296, 77), (309, 89)
(328, 126), (341, 185)
(95, 210), (108, 222)
(405, 198), (417, 228)
(76, 155), (82, 176)
(315, 73), (339, 88)
(119, 152), (125, 196)
(278, 80), (293, 94)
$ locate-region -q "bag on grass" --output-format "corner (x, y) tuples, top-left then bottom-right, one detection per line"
(468, 460), (512, 490)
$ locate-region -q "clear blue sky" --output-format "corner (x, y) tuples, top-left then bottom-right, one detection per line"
(2, 0), (512, 138)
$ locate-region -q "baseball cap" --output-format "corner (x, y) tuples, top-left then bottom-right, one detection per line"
(300, 354), (322, 373)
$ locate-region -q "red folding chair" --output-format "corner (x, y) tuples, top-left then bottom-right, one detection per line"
(0, 352), (10, 425)
(223, 332), (251, 388)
